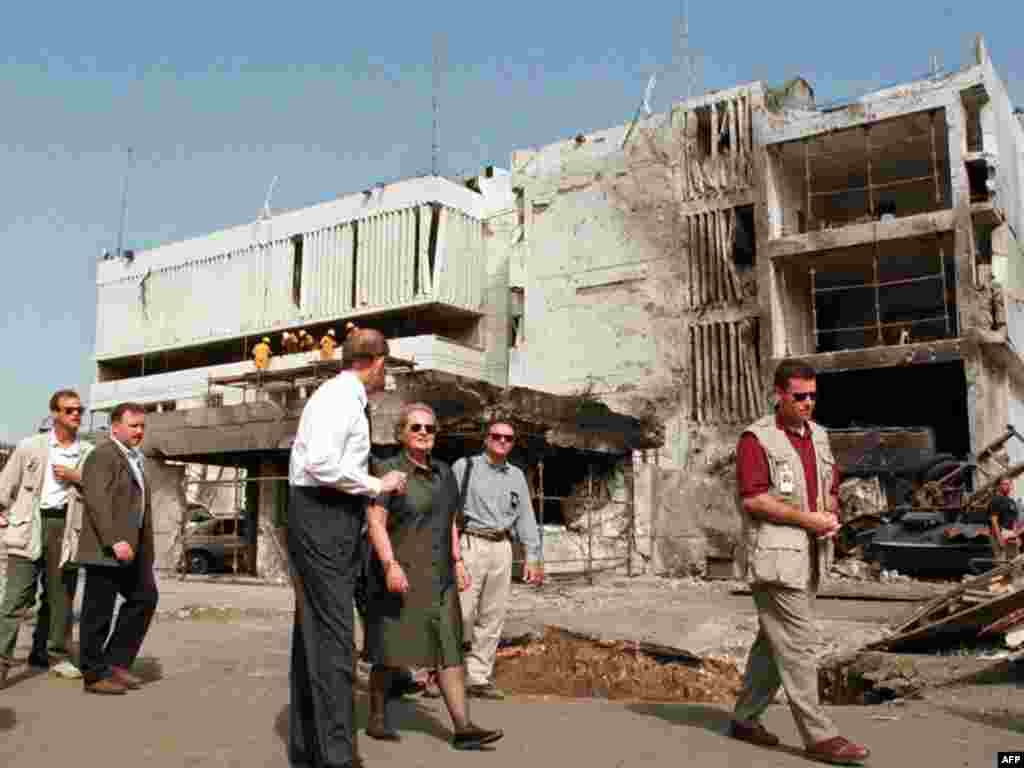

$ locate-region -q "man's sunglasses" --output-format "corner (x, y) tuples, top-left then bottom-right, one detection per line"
(60, 407), (85, 415)
(408, 423), (436, 434)
(788, 392), (817, 403)
(489, 433), (515, 443)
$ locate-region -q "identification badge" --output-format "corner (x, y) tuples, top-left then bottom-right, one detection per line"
(777, 461), (796, 495)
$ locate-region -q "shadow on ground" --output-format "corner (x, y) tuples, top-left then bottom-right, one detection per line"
(626, 702), (811, 762)
(939, 705), (1024, 736)
(274, 692), (455, 751)
(947, 657), (1024, 687)
(0, 708), (15, 731)
(131, 656), (165, 683)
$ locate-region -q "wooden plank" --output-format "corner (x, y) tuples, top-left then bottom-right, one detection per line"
(732, 580), (949, 602)
(867, 586), (1024, 653)
(883, 555), (1024, 638)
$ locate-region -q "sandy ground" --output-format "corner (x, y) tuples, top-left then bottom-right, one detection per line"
(0, 574), (1020, 767)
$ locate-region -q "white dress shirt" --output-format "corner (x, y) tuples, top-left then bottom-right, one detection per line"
(40, 431), (83, 510)
(289, 370), (383, 497)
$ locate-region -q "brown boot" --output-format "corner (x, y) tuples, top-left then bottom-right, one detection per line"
(365, 667), (400, 741)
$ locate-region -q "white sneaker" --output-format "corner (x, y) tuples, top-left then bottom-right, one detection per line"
(51, 660), (82, 679)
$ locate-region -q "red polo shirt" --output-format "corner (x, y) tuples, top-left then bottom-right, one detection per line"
(737, 415), (840, 505)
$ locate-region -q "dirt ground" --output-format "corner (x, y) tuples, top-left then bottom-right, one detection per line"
(0, 574), (1021, 767)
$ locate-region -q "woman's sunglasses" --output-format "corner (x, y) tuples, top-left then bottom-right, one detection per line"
(409, 423), (437, 434)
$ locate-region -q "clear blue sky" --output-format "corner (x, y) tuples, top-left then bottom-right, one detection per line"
(1, 1), (1021, 442)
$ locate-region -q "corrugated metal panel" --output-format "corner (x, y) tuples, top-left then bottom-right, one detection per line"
(95, 203), (485, 359)
(418, 205), (432, 296)
(433, 206), (484, 309)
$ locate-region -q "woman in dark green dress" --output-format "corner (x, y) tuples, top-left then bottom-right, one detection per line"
(364, 402), (503, 751)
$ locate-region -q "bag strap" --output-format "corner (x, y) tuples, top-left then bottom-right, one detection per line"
(456, 457), (475, 532)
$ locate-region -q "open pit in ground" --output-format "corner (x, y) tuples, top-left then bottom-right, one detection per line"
(494, 627), (743, 704)
(492, 626), (1022, 707)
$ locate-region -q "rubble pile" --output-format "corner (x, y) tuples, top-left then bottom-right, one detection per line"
(494, 626), (742, 704)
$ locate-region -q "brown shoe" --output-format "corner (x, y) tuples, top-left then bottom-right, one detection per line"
(806, 736), (870, 765)
(110, 666), (143, 689)
(84, 678), (128, 695)
(729, 719), (781, 748)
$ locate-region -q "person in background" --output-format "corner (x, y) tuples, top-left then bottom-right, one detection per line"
(989, 477), (1020, 561)
(0, 389), (92, 687)
(320, 328), (338, 361)
(252, 337), (272, 370)
(452, 419), (542, 701)
(77, 402), (158, 695)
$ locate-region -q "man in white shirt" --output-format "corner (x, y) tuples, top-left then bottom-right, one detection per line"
(287, 328), (407, 768)
(0, 389), (92, 686)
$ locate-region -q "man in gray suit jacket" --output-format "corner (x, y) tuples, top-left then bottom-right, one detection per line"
(78, 402), (158, 695)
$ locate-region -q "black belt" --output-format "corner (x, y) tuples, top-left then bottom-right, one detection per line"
(41, 506), (68, 519)
(464, 528), (511, 542)
(291, 484), (364, 506)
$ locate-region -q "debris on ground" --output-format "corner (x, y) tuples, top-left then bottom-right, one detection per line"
(494, 626), (742, 704)
(865, 556), (1024, 652)
(731, 578), (945, 602)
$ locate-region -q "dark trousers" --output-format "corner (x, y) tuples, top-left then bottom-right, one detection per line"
(287, 485), (364, 768)
(79, 553), (158, 685)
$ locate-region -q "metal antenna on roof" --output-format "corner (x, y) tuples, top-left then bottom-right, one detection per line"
(432, 33), (446, 178)
(262, 175), (278, 220)
(115, 147), (134, 261)
(676, 0), (700, 101)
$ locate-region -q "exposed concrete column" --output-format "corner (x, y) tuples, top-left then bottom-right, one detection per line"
(255, 457), (290, 583)
(634, 460), (656, 574)
(480, 208), (514, 387)
(145, 459), (187, 572)
(945, 95), (982, 335)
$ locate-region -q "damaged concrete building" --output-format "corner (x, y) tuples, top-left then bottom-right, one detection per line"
(89, 175), (657, 578)
(88, 35), (1023, 580)
(497, 36), (1024, 575)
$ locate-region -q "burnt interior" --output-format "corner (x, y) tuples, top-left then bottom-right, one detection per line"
(814, 361), (970, 460)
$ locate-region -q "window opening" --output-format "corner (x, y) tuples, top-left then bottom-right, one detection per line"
(291, 235), (303, 308)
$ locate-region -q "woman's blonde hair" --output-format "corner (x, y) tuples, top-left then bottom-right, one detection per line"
(394, 402), (437, 441)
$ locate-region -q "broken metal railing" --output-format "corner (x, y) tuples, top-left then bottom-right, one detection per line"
(809, 230), (951, 351)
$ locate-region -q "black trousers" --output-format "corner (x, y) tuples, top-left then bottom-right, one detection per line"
(79, 553), (158, 685)
(287, 485), (364, 768)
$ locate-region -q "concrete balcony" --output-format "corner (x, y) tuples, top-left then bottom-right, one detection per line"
(90, 335), (486, 412)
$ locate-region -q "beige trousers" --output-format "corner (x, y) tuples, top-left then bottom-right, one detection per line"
(733, 584), (839, 746)
(460, 536), (512, 687)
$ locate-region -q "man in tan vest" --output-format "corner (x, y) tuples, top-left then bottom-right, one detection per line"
(730, 359), (870, 765)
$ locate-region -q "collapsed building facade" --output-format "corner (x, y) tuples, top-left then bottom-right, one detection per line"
(494, 36), (1024, 575)
(88, 36), (1023, 578)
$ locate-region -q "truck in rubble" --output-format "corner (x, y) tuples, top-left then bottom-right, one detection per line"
(832, 425), (1024, 577)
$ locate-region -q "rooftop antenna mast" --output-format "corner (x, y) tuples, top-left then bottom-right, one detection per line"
(115, 147), (134, 259)
(431, 33), (446, 177)
(677, 0), (700, 102)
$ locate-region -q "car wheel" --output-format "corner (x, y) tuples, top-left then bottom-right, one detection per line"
(187, 551), (213, 575)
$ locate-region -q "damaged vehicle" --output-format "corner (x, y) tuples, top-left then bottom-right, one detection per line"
(833, 425), (1024, 577)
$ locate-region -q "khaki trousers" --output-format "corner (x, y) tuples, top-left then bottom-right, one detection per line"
(733, 583), (838, 747)
(460, 536), (512, 687)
